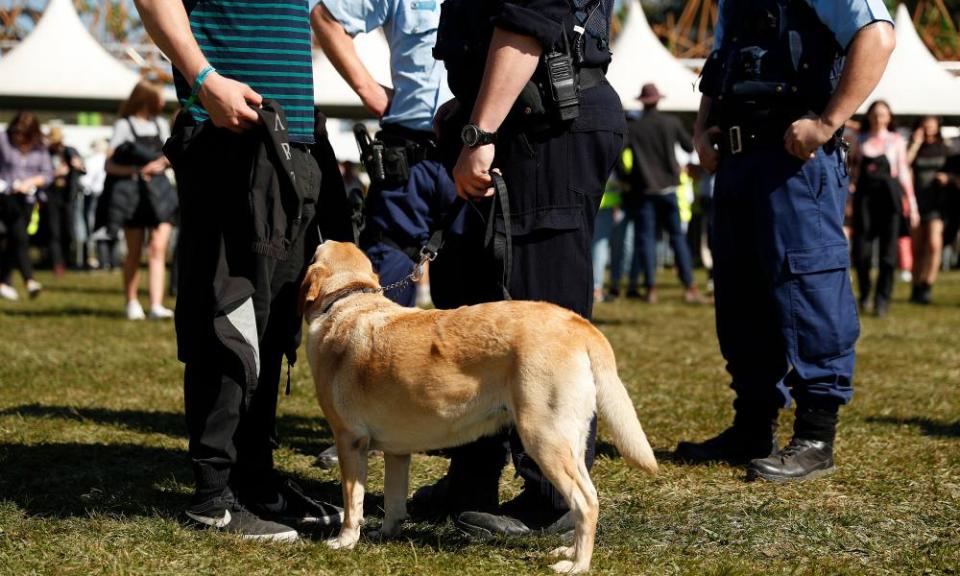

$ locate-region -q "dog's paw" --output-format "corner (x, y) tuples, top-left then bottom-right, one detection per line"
(550, 560), (589, 574)
(325, 535), (359, 550)
(549, 546), (575, 559)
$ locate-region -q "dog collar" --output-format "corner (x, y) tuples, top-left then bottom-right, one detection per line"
(320, 287), (379, 315)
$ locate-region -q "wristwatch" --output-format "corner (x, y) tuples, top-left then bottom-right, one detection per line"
(461, 123), (497, 148)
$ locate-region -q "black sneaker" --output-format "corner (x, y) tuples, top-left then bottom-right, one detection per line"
(675, 425), (777, 465)
(244, 476), (343, 527)
(747, 438), (834, 482)
(184, 496), (299, 542)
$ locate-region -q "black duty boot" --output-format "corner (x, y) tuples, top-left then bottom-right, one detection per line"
(453, 490), (573, 541)
(746, 438), (834, 482)
(747, 404), (838, 482)
(675, 407), (778, 465)
(675, 426), (777, 465)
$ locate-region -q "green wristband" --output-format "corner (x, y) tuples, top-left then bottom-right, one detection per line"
(183, 65), (215, 109)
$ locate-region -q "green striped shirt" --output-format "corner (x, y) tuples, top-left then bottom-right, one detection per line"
(175, 0), (315, 143)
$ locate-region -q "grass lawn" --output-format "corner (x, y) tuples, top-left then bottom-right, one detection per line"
(0, 268), (958, 575)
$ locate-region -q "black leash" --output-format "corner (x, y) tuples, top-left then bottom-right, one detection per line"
(381, 171), (512, 299)
(484, 172), (512, 300)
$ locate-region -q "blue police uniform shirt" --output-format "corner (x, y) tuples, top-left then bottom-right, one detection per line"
(316, 0), (453, 132)
(715, 0), (893, 50)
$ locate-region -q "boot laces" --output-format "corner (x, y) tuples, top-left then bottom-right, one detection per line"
(780, 439), (805, 459)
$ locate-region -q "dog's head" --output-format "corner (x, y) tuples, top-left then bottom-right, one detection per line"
(298, 241), (380, 315)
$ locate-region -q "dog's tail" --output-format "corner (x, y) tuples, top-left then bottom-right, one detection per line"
(589, 333), (658, 475)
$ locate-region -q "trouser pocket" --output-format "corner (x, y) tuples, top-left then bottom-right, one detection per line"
(785, 242), (860, 361)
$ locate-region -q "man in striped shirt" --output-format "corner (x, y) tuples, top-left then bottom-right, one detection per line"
(134, 0), (343, 540)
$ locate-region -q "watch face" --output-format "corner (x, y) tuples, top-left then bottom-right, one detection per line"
(461, 124), (479, 147)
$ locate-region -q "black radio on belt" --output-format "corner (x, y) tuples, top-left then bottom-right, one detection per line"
(543, 49), (580, 122)
(354, 124), (409, 185)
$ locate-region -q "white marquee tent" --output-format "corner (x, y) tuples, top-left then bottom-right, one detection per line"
(313, 30), (392, 117)
(0, 0), (170, 110)
(863, 4), (960, 116)
(607, 0), (701, 113)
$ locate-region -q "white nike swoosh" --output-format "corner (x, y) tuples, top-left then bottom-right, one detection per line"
(262, 494), (286, 514)
(186, 509), (231, 529)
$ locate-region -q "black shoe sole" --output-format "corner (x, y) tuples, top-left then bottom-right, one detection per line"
(746, 465), (835, 483)
(453, 518), (502, 542)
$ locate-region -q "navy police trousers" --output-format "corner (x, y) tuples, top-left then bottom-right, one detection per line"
(363, 159), (459, 308)
(712, 147), (859, 411)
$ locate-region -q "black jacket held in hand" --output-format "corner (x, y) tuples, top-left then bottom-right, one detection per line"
(163, 101), (353, 367)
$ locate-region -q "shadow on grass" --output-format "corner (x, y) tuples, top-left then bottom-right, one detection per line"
(0, 442), (189, 518)
(866, 415), (960, 438)
(0, 404), (186, 436)
(0, 441), (348, 522)
(0, 404), (333, 456)
(44, 284), (125, 296)
(595, 439), (678, 464)
(0, 306), (125, 319)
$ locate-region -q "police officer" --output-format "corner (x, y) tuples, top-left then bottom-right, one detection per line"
(675, 0), (896, 481)
(418, 0), (625, 537)
(311, 0), (458, 308)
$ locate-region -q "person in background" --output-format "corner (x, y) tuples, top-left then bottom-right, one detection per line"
(591, 172), (624, 303)
(0, 111), (52, 301)
(78, 139), (108, 270)
(46, 126), (85, 276)
(104, 80), (176, 321)
(622, 83), (706, 304)
(850, 100), (918, 317)
(607, 143), (636, 298)
(907, 115), (951, 304)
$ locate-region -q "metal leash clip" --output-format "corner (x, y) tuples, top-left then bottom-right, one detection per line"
(379, 245), (439, 293)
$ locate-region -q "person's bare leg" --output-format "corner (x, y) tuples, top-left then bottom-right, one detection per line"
(911, 224), (927, 286)
(123, 228), (145, 303)
(925, 219), (944, 285)
(147, 223), (172, 309)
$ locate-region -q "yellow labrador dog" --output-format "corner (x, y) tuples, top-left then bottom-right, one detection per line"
(300, 241), (657, 574)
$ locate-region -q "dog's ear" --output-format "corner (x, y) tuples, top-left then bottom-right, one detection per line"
(298, 264), (326, 315)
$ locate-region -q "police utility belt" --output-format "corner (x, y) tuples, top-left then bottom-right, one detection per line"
(716, 104), (843, 157)
(719, 120), (844, 157)
(354, 124), (438, 186)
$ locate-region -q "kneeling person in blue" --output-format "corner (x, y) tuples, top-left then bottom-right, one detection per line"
(675, 0), (895, 481)
(312, 0), (459, 308)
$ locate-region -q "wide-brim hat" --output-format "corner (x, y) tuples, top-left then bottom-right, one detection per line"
(637, 82), (664, 104)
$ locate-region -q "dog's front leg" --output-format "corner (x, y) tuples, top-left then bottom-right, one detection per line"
(326, 432), (368, 550)
(380, 453), (411, 538)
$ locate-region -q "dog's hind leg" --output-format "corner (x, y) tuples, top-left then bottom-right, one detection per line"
(326, 431), (369, 550)
(517, 423), (599, 574)
(380, 453), (411, 538)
